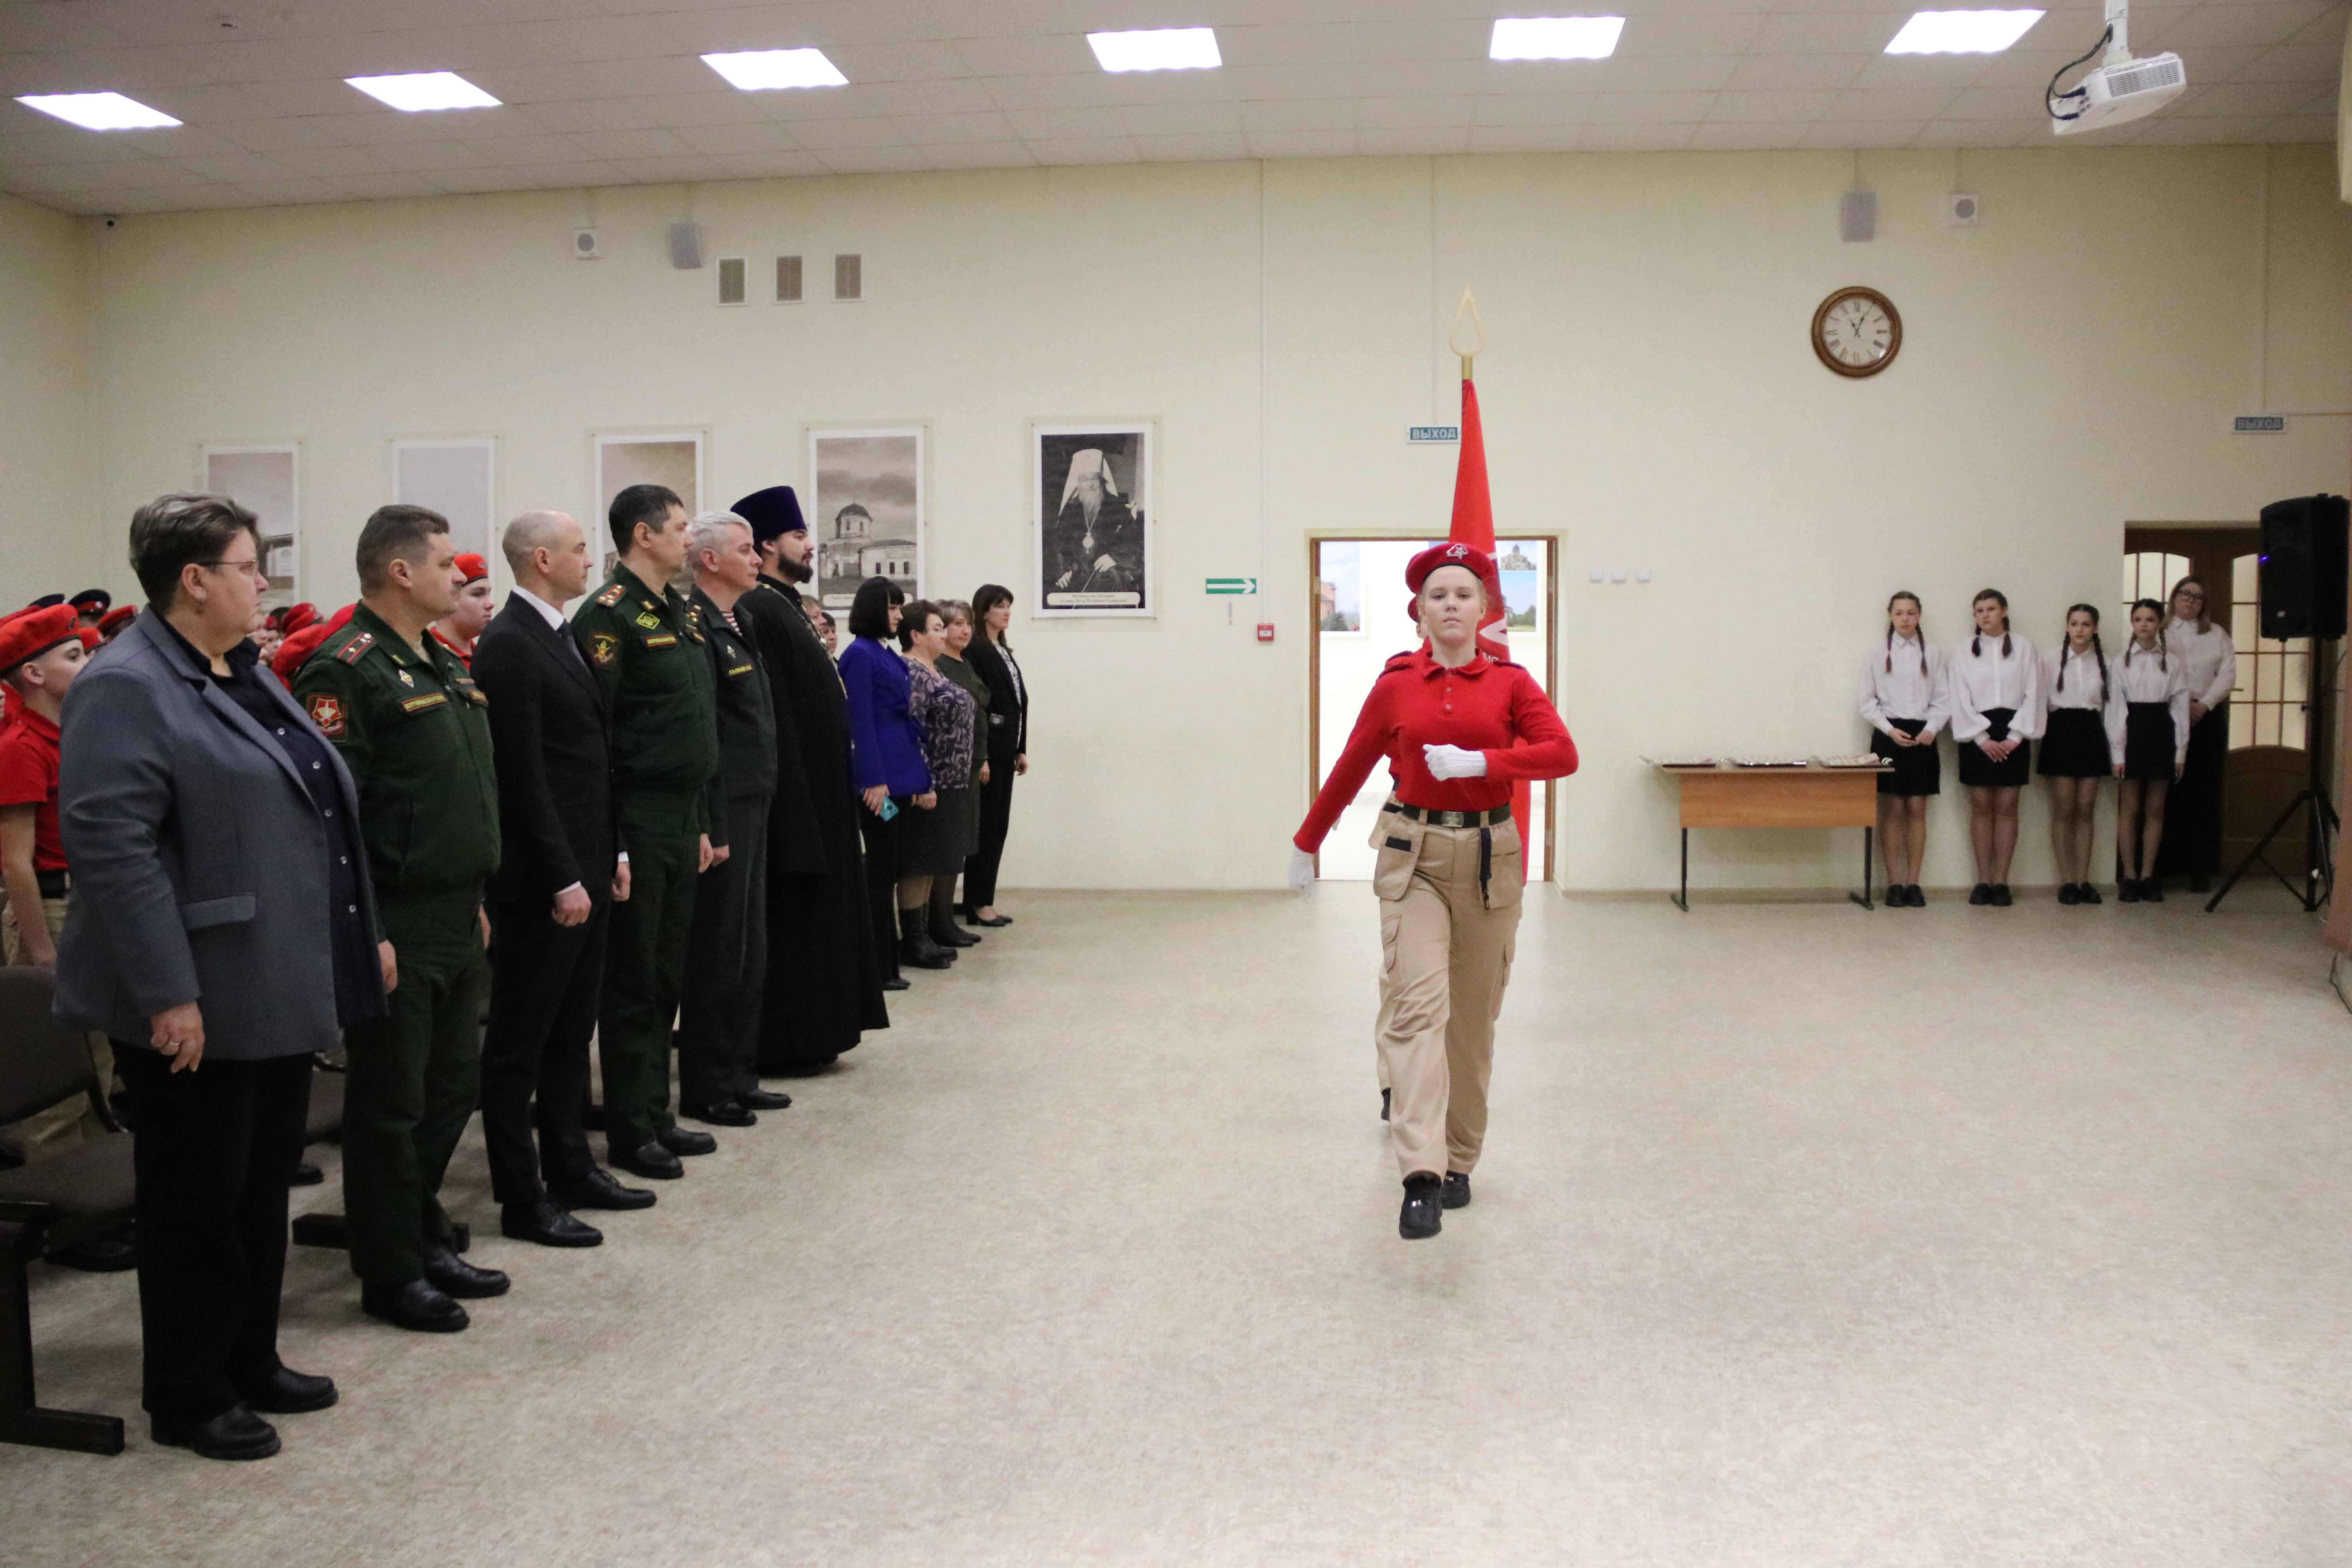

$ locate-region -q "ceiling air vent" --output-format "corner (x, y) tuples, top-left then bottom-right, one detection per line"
(717, 256), (746, 305)
(834, 252), (861, 301)
(775, 255), (803, 302)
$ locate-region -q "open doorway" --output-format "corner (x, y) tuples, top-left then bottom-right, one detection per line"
(1308, 536), (1558, 881)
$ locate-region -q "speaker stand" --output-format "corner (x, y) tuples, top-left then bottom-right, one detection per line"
(2207, 641), (2339, 913)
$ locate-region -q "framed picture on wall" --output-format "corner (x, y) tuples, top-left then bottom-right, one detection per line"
(809, 426), (924, 613)
(394, 439), (497, 571)
(201, 444), (299, 606)
(593, 432), (703, 572)
(1034, 423), (1151, 617)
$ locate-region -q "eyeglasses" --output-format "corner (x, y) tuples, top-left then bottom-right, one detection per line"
(2175, 590), (2204, 601)
(200, 558), (267, 581)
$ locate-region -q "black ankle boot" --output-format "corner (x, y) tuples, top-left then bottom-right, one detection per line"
(898, 908), (954, 969)
(929, 893), (979, 947)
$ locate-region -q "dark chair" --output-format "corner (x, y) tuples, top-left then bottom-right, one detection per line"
(0, 967), (131, 1456)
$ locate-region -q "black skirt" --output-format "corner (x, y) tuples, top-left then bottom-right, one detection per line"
(2036, 708), (2109, 778)
(1871, 719), (1940, 797)
(2122, 702), (2177, 782)
(900, 785), (975, 876)
(1957, 707), (2031, 788)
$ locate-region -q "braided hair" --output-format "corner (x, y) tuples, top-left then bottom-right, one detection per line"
(2055, 603), (2106, 704)
(1884, 591), (1921, 673)
(1970, 588), (2011, 659)
(2125, 597), (2167, 668)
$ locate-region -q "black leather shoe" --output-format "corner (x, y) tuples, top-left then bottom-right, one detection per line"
(899, 909), (954, 969)
(1441, 1172), (1472, 1210)
(424, 1243), (510, 1299)
(290, 1161), (324, 1186)
(658, 1126), (717, 1156)
(1969, 883), (1991, 906)
(2078, 882), (2103, 905)
(2140, 880), (2164, 903)
(967, 912), (1012, 927)
(502, 1197), (603, 1248)
(50, 1221), (136, 1272)
(2117, 878), (2141, 903)
(681, 1100), (756, 1128)
(151, 1405), (280, 1460)
(609, 1140), (683, 1180)
(2058, 882), (2080, 905)
(232, 1366), (338, 1414)
(1990, 884), (2013, 907)
(550, 1166), (658, 1209)
(1380, 1088), (1390, 1123)
(1399, 1174), (1443, 1240)
(360, 1279), (469, 1333)
(1906, 884), (1928, 907)
(739, 1086), (792, 1111)
(882, 975), (911, 991)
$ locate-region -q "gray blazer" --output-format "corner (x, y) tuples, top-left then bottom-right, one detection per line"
(54, 611), (380, 1060)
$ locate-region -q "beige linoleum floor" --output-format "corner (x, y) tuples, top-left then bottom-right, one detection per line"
(5, 884), (2349, 1567)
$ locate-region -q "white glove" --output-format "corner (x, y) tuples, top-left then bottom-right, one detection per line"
(1287, 846), (1316, 900)
(1423, 743), (1488, 780)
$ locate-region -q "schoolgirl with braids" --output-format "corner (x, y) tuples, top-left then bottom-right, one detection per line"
(2107, 597), (2190, 902)
(1945, 588), (2042, 905)
(2038, 604), (2111, 903)
(1857, 591), (1946, 906)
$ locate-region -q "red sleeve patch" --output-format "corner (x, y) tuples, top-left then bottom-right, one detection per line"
(306, 694), (346, 737)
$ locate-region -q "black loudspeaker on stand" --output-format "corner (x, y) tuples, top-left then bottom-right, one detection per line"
(2207, 493), (2348, 913)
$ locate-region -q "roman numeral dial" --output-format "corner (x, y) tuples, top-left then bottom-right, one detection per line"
(1810, 286), (1903, 379)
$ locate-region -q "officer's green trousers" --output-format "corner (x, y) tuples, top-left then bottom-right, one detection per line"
(600, 797), (702, 1154)
(343, 887), (488, 1288)
(679, 791), (771, 1109)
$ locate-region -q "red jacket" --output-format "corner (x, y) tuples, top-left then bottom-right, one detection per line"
(1296, 652), (1577, 853)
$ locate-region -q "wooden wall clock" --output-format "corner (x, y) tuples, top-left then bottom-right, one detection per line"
(1811, 286), (1901, 377)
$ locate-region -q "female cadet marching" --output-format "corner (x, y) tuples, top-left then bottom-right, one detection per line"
(1289, 543), (1578, 1241)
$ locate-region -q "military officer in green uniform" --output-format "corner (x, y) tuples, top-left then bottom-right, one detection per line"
(570, 483), (722, 1180)
(294, 505), (506, 1334)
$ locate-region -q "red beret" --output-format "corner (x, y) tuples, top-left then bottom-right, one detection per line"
(272, 623), (333, 684)
(1405, 541), (1501, 598)
(279, 602), (319, 636)
(325, 603), (356, 633)
(0, 604), (85, 674)
(98, 604), (136, 634)
(455, 553), (489, 584)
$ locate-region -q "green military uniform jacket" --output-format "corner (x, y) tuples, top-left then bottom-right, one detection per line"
(570, 559), (721, 833)
(292, 601), (501, 905)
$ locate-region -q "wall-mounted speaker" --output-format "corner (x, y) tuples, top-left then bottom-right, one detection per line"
(669, 222), (704, 270)
(2259, 494), (2350, 640)
(717, 257), (746, 305)
(1946, 192), (1980, 226)
(834, 252), (862, 300)
(775, 255), (803, 302)
(1840, 190), (1876, 243)
(572, 228), (601, 260)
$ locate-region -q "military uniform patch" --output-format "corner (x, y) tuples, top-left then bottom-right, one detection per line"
(399, 692), (448, 714)
(397, 668), (414, 687)
(589, 632), (618, 667)
(335, 632), (374, 664)
(635, 612), (662, 630)
(595, 582), (628, 608)
(305, 694), (345, 737)
(642, 633), (678, 650)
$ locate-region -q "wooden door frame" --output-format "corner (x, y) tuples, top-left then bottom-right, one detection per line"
(1305, 532), (1562, 882)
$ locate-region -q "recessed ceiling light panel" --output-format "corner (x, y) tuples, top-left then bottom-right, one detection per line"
(701, 49), (849, 91)
(1884, 9), (2044, 54)
(1087, 28), (1222, 73)
(15, 92), (181, 131)
(1489, 16), (1626, 62)
(345, 71), (501, 111)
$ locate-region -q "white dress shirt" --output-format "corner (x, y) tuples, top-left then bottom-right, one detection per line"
(2105, 640), (2191, 767)
(2041, 643), (2109, 712)
(2164, 618), (2237, 712)
(1946, 630), (2043, 743)
(1858, 636), (1948, 737)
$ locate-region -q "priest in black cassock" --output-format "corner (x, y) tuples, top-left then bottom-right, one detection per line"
(731, 486), (889, 1072)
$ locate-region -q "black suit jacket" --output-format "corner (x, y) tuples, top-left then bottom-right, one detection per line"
(474, 593), (617, 904)
(965, 636), (1028, 765)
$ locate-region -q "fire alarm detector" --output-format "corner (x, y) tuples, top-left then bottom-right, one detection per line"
(1256, 623), (1275, 643)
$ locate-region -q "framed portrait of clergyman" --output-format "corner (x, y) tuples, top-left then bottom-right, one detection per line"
(1034, 423), (1152, 618)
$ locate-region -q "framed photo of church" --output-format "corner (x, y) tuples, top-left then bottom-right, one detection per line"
(809, 426), (925, 613)
(1034, 423), (1152, 617)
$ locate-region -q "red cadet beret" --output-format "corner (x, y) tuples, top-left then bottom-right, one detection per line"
(455, 554), (489, 584)
(279, 602), (319, 636)
(0, 604), (85, 674)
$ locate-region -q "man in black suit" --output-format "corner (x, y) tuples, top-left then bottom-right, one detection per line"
(472, 510), (652, 1245)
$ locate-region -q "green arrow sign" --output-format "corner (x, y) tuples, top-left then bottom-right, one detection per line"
(1205, 577), (1258, 595)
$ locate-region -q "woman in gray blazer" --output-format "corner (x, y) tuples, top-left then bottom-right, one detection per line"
(56, 493), (388, 1463)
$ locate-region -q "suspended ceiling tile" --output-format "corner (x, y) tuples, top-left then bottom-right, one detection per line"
(424, 164), (555, 192)
(1356, 96), (1477, 129)
(2158, 2), (2340, 49)
(1747, 11), (1904, 54)
(211, 115), (363, 153)
(1601, 55), (1739, 93)
(1909, 117), (2045, 146)
(671, 120), (809, 155)
(487, 97), (658, 132)
(1005, 105), (1131, 139)
(207, 174), (350, 203)
(787, 116), (914, 149)
(166, 149), (301, 183)
(267, 143), (405, 176)
(1468, 124), (1583, 153)
(1942, 85), (2041, 118)
(2178, 78), (2332, 114)
(1481, 60), (1613, 95)
(707, 149), (830, 178)
(320, 170), (453, 200)
(1117, 102), (1245, 137)
(1019, 135), (1145, 163)
(1241, 127), (1359, 158)
(459, 132), (599, 165)
(1474, 93), (1597, 126)
(2231, 40), (2347, 80)
(1355, 125), (1472, 155)
(1829, 86), (1963, 119)
(1726, 52), (1875, 91)
(892, 109), (1019, 143)
(1798, 118), (1928, 147)
(487, 56), (713, 102)
(1589, 90), (1722, 124)
(1215, 23), (1357, 67)
(1708, 88), (1842, 121)
(1239, 97), (1355, 132)
(1225, 63), (1357, 101)
(509, 159), (637, 188)
(619, 89), (775, 127)
(1578, 121), (1697, 151)
(952, 34), (1091, 77)
(919, 140), (1034, 169)
(860, 76), (1001, 116)
(2255, 111), (2338, 138)
(1685, 121), (1811, 150)
(565, 126), (698, 160)
(601, 152), (731, 181)
(1354, 59), (1487, 98)
(812, 144), (933, 173)
(1348, 18), (1490, 62)
(1132, 131), (1255, 161)
(1615, 11), (1771, 57)
(824, 40), (975, 83)
(978, 71), (1123, 112)
(2133, 110), (2289, 139)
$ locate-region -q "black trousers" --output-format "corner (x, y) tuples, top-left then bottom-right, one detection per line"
(2160, 701), (2229, 879)
(679, 791), (771, 1107)
(858, 801), (903, 983)
(483, 895), (606, 1205)
(964, 756), (1016, 909)
(116, 1045), (312, 1423)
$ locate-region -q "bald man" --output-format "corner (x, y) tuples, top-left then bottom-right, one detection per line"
(472, 511), (648, 1247)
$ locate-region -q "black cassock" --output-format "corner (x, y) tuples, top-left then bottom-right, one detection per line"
(738, 573), (889, 1071)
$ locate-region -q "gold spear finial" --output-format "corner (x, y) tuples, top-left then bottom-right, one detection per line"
(1449, 286), (1486, 381)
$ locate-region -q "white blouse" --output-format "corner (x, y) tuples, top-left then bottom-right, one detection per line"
(2164, 619), (2237, 711)
(2042, 643), (2109, 713)
(1858, 636), (1947, 737)
(1947, 630), (2043, 742)
(2105, 640), (2191, 766)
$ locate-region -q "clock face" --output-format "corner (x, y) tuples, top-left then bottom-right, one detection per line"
(1811, 287), (1902, 378)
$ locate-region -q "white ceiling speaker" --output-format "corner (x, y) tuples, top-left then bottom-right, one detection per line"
(1946, 192), (1980, 226)
(1840, 190), (1876, 243)
(669, 222), (704, 269)
(572, 228), (601, 260)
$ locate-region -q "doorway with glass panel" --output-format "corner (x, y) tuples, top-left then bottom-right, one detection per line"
(1308, 537), (1558, 881)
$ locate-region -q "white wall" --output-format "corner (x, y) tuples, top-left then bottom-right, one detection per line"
(78, 145), (2352, 891)
(0, 192), (94, 606)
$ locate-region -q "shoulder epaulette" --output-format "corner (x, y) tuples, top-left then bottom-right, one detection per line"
(594, 582), (627, 608)
(335, 631), (374, 664)
(1379, 651), (1421, 675)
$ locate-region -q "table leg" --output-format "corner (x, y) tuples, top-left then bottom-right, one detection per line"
(1674, 828), (1690, 912)
(1848, 825), (1874, 909)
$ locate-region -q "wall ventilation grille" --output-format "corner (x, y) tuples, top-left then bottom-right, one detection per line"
(775, 255), (803, 302)
(717, 256), (746, 305)
(834, 253), (862, 301)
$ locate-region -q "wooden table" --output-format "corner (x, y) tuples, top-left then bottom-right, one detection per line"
(1653, 761), (1892, 911)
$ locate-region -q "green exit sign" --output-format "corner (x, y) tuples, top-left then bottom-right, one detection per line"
(1205, 577), (1258, 595)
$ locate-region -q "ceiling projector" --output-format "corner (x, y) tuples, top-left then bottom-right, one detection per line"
(2049, 0), (2185, 134)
